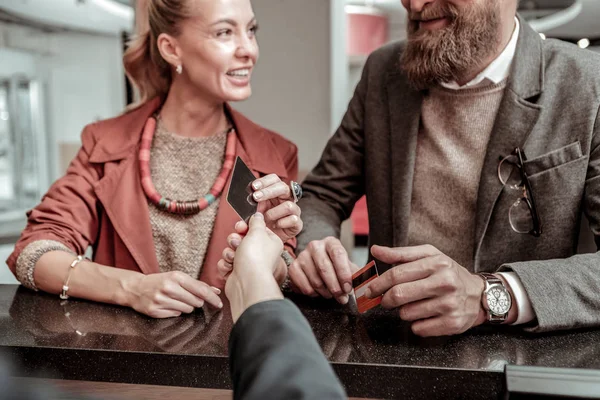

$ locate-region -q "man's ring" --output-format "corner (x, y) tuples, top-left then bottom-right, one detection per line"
(290, 181), (303, 203)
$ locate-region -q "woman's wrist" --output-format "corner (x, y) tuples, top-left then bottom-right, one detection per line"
(114, 269), (144, 308)
(274, 257), (288, 286)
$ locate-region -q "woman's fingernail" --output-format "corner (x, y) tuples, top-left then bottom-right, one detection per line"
(211, 286), (222, 295)
(218, 302), (223, 309)
(364, 288), (372, 299)
(254, 212), (264, 219)
(253, 191), (264, 200)
(231, 238), (240, 247)
(338, 295), (349, 305)
(253, 181), (262, 190)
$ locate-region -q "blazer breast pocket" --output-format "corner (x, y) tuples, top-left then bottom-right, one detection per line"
(524, 141), (585, 177)
(522, 141), (588, 241)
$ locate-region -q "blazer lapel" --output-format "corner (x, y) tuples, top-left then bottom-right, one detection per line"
(473, 17), (545, 269)
(387, 73), (423, 247)
(92, 99), (162, 275)
(95, 153), (160, 274)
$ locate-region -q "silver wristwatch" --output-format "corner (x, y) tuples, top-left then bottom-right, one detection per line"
(478, 272), (511, 324)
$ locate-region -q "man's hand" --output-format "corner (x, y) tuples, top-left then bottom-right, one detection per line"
(290, 237), (358, 304)
(366, 245), (487, 337)
(217, 220), (287, 285)
(224, 213), (284, 322)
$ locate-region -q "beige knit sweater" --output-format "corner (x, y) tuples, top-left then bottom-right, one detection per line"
(407, 80), (508, 270)
(16, 117), (227, 289)
(148, 118), (227, 278)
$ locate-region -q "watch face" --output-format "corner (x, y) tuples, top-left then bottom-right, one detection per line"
(486, 285), (511, 315)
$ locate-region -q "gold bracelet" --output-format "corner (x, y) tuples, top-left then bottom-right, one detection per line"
(59, 255), (85, 300)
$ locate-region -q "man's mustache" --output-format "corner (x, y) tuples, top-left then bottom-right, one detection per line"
(409, 4), (458, 22)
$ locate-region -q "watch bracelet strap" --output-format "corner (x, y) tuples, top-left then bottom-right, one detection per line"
(280, 250), (294, 292)
(479, 272), (502, 286)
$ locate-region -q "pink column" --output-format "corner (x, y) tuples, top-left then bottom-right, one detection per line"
(347, 6), (388, 236)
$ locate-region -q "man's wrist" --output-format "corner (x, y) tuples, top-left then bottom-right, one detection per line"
(473, 274), (488, 327)
(226, 270), (283, 323)
(494, 273), (518, 324)
(476, 273), (518, 326)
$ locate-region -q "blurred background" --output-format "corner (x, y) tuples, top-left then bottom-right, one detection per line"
(0, 0), (598, 283)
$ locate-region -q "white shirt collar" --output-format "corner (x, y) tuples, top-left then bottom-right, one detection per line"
(441, 17), (520, 90)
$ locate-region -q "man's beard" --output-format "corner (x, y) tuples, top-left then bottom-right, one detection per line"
(401, 1), (502, 90)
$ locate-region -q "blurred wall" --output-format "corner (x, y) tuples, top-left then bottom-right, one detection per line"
(232, 0), (348, 174)
(0, 22), (125, 180)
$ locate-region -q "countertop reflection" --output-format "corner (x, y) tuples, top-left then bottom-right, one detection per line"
(1, 284), (599, 399)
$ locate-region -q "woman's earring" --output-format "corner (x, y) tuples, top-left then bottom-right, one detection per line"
(176, 64), (183, 75)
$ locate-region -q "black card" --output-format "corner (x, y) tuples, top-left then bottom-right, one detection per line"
(226, 156), (258, 222)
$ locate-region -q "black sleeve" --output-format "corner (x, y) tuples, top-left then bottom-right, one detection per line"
(228, 300), (346, 400)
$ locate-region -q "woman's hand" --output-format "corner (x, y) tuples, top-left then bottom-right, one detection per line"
(123, 271), (223, 318)
(250, 174), (303, 242)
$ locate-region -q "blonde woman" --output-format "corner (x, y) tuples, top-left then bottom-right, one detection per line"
(6, 0), (302, 318)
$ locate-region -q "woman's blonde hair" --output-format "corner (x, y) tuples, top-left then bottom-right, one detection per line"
(123, 0), (188, 110)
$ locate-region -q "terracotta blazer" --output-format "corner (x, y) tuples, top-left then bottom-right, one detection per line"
(7, 98), (298, 289)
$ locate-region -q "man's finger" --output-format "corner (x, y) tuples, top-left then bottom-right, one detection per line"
(371, 244), (441, 265)
(410, 316), (466, 337)
(396, 296), (445, 321)
(300, 249), (333, 299)
(380, 279), (437, 309)
(289, 258), (317, 297)
(313, 250), (343, 297)
(366, 257), (435, 298)
(325, 239), (352, 294)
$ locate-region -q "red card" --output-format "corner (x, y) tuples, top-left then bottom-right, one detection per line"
(352, 261), (382, 314)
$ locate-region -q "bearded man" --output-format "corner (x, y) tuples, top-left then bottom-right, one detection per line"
(294, 0), (600, 336)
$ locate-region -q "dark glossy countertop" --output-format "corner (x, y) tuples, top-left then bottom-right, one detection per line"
(1, 284), (600, 399)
